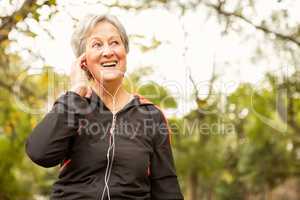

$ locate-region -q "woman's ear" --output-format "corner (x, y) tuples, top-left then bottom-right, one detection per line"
(80, 59), (87, 70)
(82, 63), (86, 69)
(79, 53), (87, 69)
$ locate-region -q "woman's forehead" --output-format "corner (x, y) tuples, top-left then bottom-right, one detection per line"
(89, 35), (121, 41)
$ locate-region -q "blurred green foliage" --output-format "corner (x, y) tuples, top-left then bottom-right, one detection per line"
(0, 0), (299, 200)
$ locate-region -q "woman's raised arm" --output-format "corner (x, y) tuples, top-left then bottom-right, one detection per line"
(26, 54), (92, 168)
(25, 92), (89, 167)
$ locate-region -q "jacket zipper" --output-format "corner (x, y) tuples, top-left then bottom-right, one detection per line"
(97, 95), (134, 200)
(97, 112), (118, 200)
(109, 113), (117, 138)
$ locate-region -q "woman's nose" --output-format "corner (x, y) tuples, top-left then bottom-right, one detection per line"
(101, 44), (113, 57)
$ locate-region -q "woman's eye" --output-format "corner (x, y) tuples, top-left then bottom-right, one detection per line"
(111, 41), (119, 45)
(92, 43), (102, 48)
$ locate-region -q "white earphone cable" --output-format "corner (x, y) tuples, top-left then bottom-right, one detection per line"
(88, 68), (122, 200)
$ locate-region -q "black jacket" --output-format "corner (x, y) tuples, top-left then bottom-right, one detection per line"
(26, 90), (184, 200)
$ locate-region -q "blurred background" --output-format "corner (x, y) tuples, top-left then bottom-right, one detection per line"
(0, 0), (300, 199)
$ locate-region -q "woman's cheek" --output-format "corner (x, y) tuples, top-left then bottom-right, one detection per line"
(86, 54), (99, 68)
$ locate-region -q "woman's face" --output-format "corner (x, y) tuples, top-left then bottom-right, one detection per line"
(85, 21), (127, 83)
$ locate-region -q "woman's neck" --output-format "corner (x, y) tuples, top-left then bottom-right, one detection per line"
(91, 79), (131, 111)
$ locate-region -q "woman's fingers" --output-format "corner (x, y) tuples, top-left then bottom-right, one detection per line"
(77, 86), (87, 97)
(69, 53), (90, 97)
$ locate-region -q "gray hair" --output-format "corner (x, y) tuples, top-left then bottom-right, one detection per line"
(71, 14), (130, 57)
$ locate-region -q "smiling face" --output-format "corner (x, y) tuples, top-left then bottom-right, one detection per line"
(85, 21), (127, 83)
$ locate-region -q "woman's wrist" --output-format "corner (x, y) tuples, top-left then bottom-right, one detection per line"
(69, 84), (92, 98)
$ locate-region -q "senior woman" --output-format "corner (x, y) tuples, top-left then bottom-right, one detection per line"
(26, 14), (184, 200)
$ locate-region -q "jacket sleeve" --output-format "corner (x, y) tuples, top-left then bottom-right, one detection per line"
(25, 91), (88, 168)
(150, 110), (184, 200)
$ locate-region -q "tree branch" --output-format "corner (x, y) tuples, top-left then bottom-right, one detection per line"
(277, 78), (300, 133)
(0, 0), (37, 44)
(204, 1), (300, 47)
(285, 81), (300, 133)
(188, 56), (218, 111)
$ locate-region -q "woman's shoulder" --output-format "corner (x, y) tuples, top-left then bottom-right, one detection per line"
(134, 94), (165, 118)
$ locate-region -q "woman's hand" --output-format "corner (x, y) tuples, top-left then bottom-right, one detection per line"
(69, 53), (92, 98)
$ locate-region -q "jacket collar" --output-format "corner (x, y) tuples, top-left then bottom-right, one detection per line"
(89, 89), (153, 112)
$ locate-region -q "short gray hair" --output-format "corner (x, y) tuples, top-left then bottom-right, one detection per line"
(71, 14), (130, 57)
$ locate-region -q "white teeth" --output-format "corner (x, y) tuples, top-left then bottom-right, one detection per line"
(101, 61), (117, 67)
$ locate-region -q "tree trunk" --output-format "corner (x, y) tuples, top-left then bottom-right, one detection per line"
(186, 170), (199, 200)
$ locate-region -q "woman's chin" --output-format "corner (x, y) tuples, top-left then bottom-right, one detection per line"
(96, 73), (123, 82)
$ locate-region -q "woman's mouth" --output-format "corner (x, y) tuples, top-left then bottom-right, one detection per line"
(101, 60), (118, 68)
